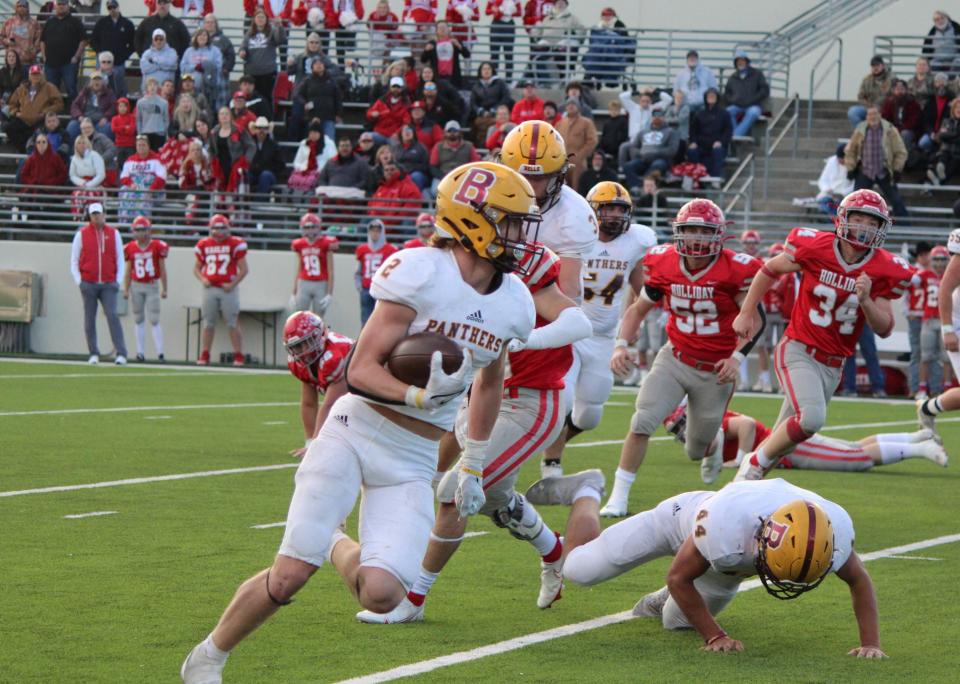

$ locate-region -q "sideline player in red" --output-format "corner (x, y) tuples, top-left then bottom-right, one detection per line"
(354, 219), (398, 327)
(282, 311), (353, 458)
(291, 213), (338, 316)
(402, 212), (436, 249)
(918, 246), (953, 396)
(122, 216), (169, 362)
(598, 199), (764, 515)
(193, 214), (249, 366)
(732, 189), (914, 480)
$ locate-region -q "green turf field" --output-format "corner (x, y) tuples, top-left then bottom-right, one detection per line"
(1, 360), (957, 683)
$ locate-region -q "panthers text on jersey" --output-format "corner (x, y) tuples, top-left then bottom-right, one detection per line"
(123, 239), (169, 284)
(193, 235), (248, 287)
(537, 184), (599, 259)
(582, 223), (658, 337)
(783, 228), (913, 358)
(288, 331), (354, 393)
(643, 244), (762, 364)
(370, 246), (536, 429)
(292, 235), (338, 282)
(692, 479), (855, 578)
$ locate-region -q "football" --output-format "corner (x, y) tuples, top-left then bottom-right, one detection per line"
(388, 331), (462, 387)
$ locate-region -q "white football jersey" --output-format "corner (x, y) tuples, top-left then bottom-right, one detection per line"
(691, 479), (855, 578)
(369, 247), (536, 429)
(538, 185), (599, 259)
(582, 223), (658, 337)
(949, 228), (960, 327)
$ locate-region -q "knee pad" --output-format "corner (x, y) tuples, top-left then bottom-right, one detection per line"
(490, 493), (544, 542)
(787, 414), (815, 443)
(572, 403), (603, 433)
(564, 412), (584, 438)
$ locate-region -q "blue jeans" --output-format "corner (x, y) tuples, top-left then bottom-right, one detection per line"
(687, 144), (726, 177)
(843, 325), (885, 393)
(727, 104), (762, 137)
(623, 157), (669, 190)
(103, 65), (127, 97)
(45, 63), (79, 102)
(249, 170), (277, 195)
(359, 288), (376, 327)
(817, 196), (838, 217)
(66, 118), (113, 144)
(409, 170), (429, 190)
(847, 105), (867, 128)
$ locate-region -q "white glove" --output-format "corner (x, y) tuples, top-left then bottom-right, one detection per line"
(507, 337), (526, 353)
(404, 349), (472, 410)
(318, 294), (332, 312)
(455, 438), (487, 517)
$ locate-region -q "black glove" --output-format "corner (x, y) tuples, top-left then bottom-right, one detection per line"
(846, 169), (856, 180)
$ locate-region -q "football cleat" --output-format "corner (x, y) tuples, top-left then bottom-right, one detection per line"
(180, 642), (225, 684)
(918, 440), (949, 467)
(88, 354), (99, 365)
(135, 353), (146, 363)
(524, 469), (605, 506)
(539, 461), (564, 479)
(916, 399), (938, 433)
(632, 586), (670, 618)
(114, 355), (127, 366)
(700, 447), (723, 485)
(537, 557), (564, 609)
(232, 353), (245, 367)
(914, 428), (941, 445)
(356, 597), (425, 624)
(732, 452), (766, 482)
(197, 350), (210, 366)
(599, 500), (628, 518)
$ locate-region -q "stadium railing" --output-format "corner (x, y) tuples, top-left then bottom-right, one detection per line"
(806, 37), (843, 136)
(874, 34), (960, 80)
(761, 95), (800, 199)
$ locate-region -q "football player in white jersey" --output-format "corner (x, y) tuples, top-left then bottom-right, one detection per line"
(522, 476), (886, 657)
(180, 162), (538, 683)
(541, 181), (657, 477)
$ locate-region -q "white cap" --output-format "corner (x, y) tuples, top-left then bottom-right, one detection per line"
(389, 76), (404, 88)
(152, 28), (166, 39)
(88, 202), (104, 214)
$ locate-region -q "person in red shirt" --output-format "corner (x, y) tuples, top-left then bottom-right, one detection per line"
(908, 242), (932, 397)
(122, 216), (169, 363)
(291, 212), (338, 315)
(733, 189), (914, 480)
(919, 245), (952, 396)
(111, 97), (137, 168)
(402, 0), (437, 25)
(366, 76), (412, 143)
(510, 80), (545, 123)
(230, 91), (257, 134)
(368, 162), (423, 227)
(604, 199), (763, 513)
(402, 212), (435, 248)
(353, 218), (397, 326)
(282, 310), (353, 458)
(410, 100), (443, 149)
(193, 214), (250, 366)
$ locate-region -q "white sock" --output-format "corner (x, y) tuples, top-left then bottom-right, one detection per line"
(739, 363), (749, 384)
(607, 467), (636, 505)
(409, 567), (439, 599)
(878, 442), (908, 465)
(759, 370), (771, 385)
(875, 431), (925, 445)
(151, 324), (164, 355)
(531, 524), (560, 557)
(202, 634), (230, 661)
(572, 484), (601, 503)
(135, 322), (145, 355)
(755, 446), (774, 469)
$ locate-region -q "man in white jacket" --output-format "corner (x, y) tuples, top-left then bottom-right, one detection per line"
(816, 143), (854, 217)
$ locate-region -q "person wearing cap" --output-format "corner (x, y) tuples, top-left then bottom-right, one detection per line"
(249, 116), (283, 194)
(40, 0), (87, 103)
(428, 119), (479, 192)
(286, 30), (341, 87)
(236, 75), (270, 119)
(582, 7), (634, 89)
(510, 80), (544, 124)
(140, 28), (179, 92)
(239, 8), (285, 113)
(672, 49), (717, 113)
(123, 217), (169, 363)
(291, 56), (341, 141)
(228, 89), (256, 134)
(366, 75), (412, 143)
(409, 98), (443, 150)
(289, 120), (334, 193)
(90, 2), (135, 90)
(390, 124), (430, 194)
(556, 96), (598, 190)
(193, 215), (249, 366)
(849, 55), (896, 128)
(353, 218), (397, 327)
(724, 49), (769, 137)
(3, 64), (64, 150)
(179, 27), (223, 112)
(111, 96), (137, 166)
(134, 0), (190, 57)
(178, 72), (211, 119)
(815, 143), (854, 217)
(67, 72), (117, 143)
(70, 202), (129, 366)
(1, 0), (42, 64)
(353, 130), (377, 164)
(402, 212), (436, 249)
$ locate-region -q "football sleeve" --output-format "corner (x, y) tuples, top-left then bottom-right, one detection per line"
(233, 240), (249, 260)
(872, 256), (914, 300)
(949, 229), (960, 254)
(157, 241), (169, 259)
(521, 246), (561, 294)
(551, 196), (599, 258)
(369, 248), (436, 309)
(783, 226), (819, 265)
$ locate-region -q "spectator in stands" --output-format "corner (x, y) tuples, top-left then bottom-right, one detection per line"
(119, 135), (167, 221)
(21, 133), (68, 190)
(908, 57), (934, 109)
(354, 130), (377, 163)
(366, 76), (412, 144)
(597, 98), (627, 160)
(556, 98), (597, 190)
(420, 80), (460, 127)
(180, 28), (223, 109)
(622, 115), (680, 191)
(845, 105), (908, 216)
(617, 89), (655, 169)
(528, 0), (583, 87)
(135, 0), (190, 57)
(815, 143), (854, 217)
(366, 142), (395, 193)
(881, 79), (922, 152)
(136, 78), (169, 150)
(69, 135), (106, 219)
(660, 89), (691, 150)
(111, 97), (136, 166)
(926, 97), (960, 186)
(2, 0), (41, 64)
(240, 9), (284, 112)
(4, 65), (63, 151)
(210, 106), (255, 192)
(920, 73), (956, 153)
(848, 55), (895, 128)
(354, 218), (396, 326)
(26, 110), (69, 160)
(410, 99), (443, 150)
(370, 59), (412, 102)
(635, 172), (667, 228)
(724, 49), (769, 137)
(542, 99), (561, 124)
(316, 135), (371, 196)
(577, 149), (616, 196)
(420, 21), (470, 89)
(0, 50), (25, 111)
(40, 0), (86, 103)
(367, 0), (402, 65)
(90, 1), (134, 90)
(429, 120), (479, 192)
(287, 31), (337, 86)
(564, 80), (597, 119)
(582, 7), (633, 90)
(673, 49), (716, 113)
(141, 29), (179, 93)
(237, 75), (271, 119)
(368, 161), (423, 227)
(487, 0), (520, 81)
(511, 80), (544, 123)
(291, 57), (341, 142)
(229, 90), (257, 134)
(159, 131), (191, 182)
(471, 62), (512, 141)
(96, 51), (126, 99)
(248, 116), (282, 194)
(71, 202), (128, 365)
(179, 139), (217, 223)
(288, 121), (333, 194)
(170, 93), (199, 135)
(179, 73), (211, 118)
(80, 116), (118, 186)
(316, 0), (363, 67)
(686, 88), (731, 178)
(444, 0), (480, 49)
(67, 73), (116, 143)
(203, 13), (235, 109)
(391, 124), (431, 194)
(923, 10), (960, 72)
(484, 103), (514, 154)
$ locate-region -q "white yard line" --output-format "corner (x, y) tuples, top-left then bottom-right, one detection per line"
(608, 387), (917, 405)
(251, 521), (288, 529)
(337, 532), (960, 684)
(144, 416), (172, 421)
(262, 421), (289, 426)
(0, 357), (286, 375)
(0, 402), (297, 417)
(0, 372), (280, 380)
(886, 555), (943, 561)
(63, 511), (117, 519)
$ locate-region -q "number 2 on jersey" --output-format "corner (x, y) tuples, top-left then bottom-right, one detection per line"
(583, 272), (624, 306)
(808, 283), (858, 334)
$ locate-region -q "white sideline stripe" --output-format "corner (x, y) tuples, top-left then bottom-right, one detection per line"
(63, 510), (117, 519)
(337, 533), (960, 684)
(886, 555), (943, 561)
(251, 521), (287, 529)
(0, 401), (298, 417)
(0, 357), (286, 374)
(0, 372), (277, 380)
(144, 415), (172, 420)
(608, 387), (918, 405)
(262, 421), (289, 426)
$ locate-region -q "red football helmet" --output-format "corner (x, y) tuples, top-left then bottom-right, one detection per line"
(835, 189), (891, 249)
(931, 245), (950, 259)
(283, 311), (327, 365)
(768, 242), (785, 257)
(300, 213), (322, 233)
(131, 216), (152, 231)
(672, 199), (729, 257)
(209, 214), (231, 231)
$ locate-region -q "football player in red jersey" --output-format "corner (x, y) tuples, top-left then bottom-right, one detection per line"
(908, 243), (932, 398)
(193, 214), (249, 366)
(918, 246), (952, 396)
(732, 189), (914, 480)
(355, 219), (398, 327)
(291, 213), (338, 316)
(597, 199), (763, 515)
(122, 216), (169, 362)
(402, 213), (436, 249)
(283, 311), (353, 458)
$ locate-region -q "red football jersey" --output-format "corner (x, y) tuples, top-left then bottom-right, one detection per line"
(292, 236), (338, 282)
(287, 331), (354, 392)
(356, 242), (399, 289)
(643, 244), (761, 364)
(402, 238), (429, 249)
(124, 239), (169, 284)
(917, 268), (941, 321)
(908, 266), (926, 317)
(194, 235), (248, 287)
(506, 245), (573, 390)
(783, 228), (913, 357)
(721, 410), (770, 463)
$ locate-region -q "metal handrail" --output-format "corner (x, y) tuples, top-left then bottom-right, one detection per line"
(873, 34), (960, 79)
(762, 95), (800, 199)
(806, 37), (843, 136)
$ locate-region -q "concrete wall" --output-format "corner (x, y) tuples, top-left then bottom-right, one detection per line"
(0, 240), (363, 363)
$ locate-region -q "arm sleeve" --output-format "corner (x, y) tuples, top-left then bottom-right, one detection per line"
(523, 306), (592, 350)
(641, 284), (663, 302)
(70, 232), (82, 285)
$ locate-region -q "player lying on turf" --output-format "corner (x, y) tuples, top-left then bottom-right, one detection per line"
(522, 475), (887, 657)
(180, 162), (539, 683)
